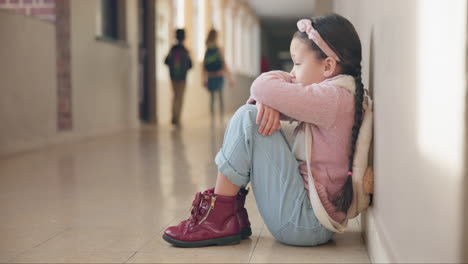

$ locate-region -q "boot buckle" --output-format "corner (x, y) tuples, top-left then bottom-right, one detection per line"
(198, 195), (216, 224)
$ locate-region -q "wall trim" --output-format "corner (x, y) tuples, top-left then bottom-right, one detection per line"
(364, 208), (395, 263)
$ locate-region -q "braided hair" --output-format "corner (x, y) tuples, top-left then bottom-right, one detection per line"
(294, 13), (364, 213)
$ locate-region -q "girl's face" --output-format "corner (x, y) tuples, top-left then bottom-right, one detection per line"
(289, 37), (339, 85)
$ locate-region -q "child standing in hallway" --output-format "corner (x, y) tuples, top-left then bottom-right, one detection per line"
(163, 13), (371, 247)
(165, 29), (193, 125)
(203, 29), (234, 118)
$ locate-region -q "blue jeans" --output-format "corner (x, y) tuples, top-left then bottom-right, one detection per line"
(215, 105), (334, 246)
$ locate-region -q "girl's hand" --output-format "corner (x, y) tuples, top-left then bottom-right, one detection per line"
(256, 103), (281, 136)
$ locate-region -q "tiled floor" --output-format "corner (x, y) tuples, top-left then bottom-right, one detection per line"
(0, 113), (369, 263)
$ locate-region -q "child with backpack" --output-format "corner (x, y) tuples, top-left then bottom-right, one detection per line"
(165, 29), (193, 125)
(203, 29), (234, 118)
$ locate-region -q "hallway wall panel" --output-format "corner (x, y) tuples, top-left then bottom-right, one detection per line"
(334, 0), (467, 262)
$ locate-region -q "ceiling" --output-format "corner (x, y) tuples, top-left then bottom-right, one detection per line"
(246, 0), (316, 21)
(246, 0), (317, 38)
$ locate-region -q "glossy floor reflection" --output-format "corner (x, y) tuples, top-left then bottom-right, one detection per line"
(0, 113), (369, 263)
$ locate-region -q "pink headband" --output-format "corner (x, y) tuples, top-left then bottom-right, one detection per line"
(297, 19), (341, 62)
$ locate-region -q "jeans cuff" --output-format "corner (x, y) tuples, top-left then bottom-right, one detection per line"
(215, 151), (249, 187)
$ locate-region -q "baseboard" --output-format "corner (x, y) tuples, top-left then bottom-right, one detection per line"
(0, 123), (140, 158)
(362, 207), (394, 263)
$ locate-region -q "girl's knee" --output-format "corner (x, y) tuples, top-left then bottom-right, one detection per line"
(233, 104), (258, 122)
(224, 105), (260, 136)
(237, 104), (257, 114)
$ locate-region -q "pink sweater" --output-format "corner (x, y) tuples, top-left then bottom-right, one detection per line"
(247, 71), (356, 223)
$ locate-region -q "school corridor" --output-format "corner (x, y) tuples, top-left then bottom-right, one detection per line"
(1, 0), (468, 263)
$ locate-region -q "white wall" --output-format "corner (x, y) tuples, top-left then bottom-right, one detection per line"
(333, 0), (466, 262)
(0, 10), (58, 156)
(70, 0), (139, 135)
(0, 1), (140, 157)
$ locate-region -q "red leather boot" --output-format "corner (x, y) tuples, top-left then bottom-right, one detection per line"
(196, 187), (252, 239)
(163, 189), (242, 247)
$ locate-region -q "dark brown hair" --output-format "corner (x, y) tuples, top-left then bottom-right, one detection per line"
(206, 29), (218, 46)
(294, 13), (364, 213)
